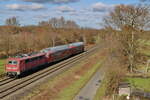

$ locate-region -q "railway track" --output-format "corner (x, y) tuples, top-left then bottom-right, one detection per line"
(0, 77), (11, 83)
(0, 78), (15, 86)
(0, 45), (101, 99)
(0, 45), (96, 85)
(0, 48), (92, 86)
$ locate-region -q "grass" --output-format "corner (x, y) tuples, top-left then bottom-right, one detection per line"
(137, 39), (150, 72)
(139, 39), (150, 46)
(0, 59), (6, 74)
(140, 49), (150, 57)
(56, 58), (104, 100)
(126, 78), (150, 92)
(138, 46), (150, 57)
(137, 64), (150, 72)
(130, 39), (150, 92)
(22, 48), (107, 100)
(138, 39), (150, 56)
(125, 39), (150, 93)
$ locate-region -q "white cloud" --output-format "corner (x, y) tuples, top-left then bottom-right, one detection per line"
(6, 3), (45, 11)
(92, 2), (113, 12)
(56, 5), (75, 12)
(23, 0), (79, 4)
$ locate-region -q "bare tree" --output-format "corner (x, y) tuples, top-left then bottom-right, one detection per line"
(104, 5), (150, 30)
(59, 16), (65, 28)
(103, 5), (150, 72)
(140, 0), (150, 2)
(0, 21), (100, 58)
(49, 17), (58, 28)
(5, 17), (20, 26)
(38, 21), (49, 26)
(0, 27), (14, 56)
(40, 16), (79, 29)
(65, 20), (79, 29)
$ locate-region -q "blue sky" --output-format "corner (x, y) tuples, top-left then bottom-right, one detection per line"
(0, 0), (140, 28)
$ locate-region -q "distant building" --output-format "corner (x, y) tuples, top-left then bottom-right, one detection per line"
(118, 82), (131, 98)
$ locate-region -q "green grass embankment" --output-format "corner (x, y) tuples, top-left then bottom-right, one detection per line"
(0, 59), (6, 74)
(139, 39), (150, 57)
(126, 78), (150, 92)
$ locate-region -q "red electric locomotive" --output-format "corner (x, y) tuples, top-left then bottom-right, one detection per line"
(6, 52), (47, 77)
(5, 42), (84, 77)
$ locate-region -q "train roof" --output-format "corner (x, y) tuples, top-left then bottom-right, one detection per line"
(69, 42), (84, 46)
(14, 52), (39, 58)
(8, 52), (45, 61)
(8, 42), (84, 60)
(40, 44), (69, 53)
(41, 42), (84, 53)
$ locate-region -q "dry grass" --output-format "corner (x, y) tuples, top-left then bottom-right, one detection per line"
(22, 48), (108, 100)
(0, 59), (6, 74)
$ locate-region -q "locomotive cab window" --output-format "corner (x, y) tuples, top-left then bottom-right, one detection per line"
(8, 61), (18, 65)
(25, 59), (30, 63)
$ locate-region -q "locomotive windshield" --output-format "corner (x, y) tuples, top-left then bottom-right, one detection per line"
(8, 61), (18, 65)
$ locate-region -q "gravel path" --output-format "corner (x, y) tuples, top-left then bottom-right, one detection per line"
(73, 66), (105, 100)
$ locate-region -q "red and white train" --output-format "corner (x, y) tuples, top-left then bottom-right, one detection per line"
(5, 42), (84, 77)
